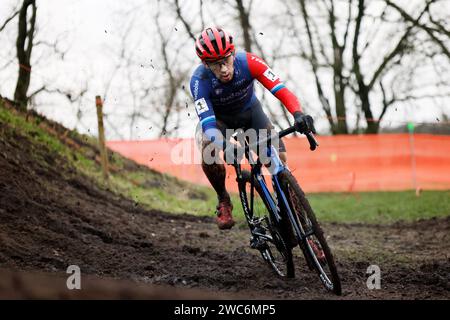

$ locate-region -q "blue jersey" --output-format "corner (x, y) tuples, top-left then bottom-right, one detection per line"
(190, 50), (301, 144)
(190, 51), (257, 135)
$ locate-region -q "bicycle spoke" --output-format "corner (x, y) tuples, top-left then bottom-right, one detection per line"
(280, 171), (342, 295)
(241, 170), (294, 278)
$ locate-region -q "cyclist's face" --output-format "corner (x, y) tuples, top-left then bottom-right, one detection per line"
(206, 53), (234, 83)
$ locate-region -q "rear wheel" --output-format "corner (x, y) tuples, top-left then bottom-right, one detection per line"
(241, 170), (295, 278)
(279, 170), (342, 295)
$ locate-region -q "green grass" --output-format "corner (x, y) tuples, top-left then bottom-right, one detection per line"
(224, 189), (450, 225)
(0, 104), (67, 155)
(307, 190), (450, 224)
(1, 100), (449, 225)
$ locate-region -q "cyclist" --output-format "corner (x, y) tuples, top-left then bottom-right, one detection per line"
(190, 26), (315, 230)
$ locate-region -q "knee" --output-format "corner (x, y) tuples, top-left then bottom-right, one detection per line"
(279, 152), (287, 164)
(201, 140), (221, 165)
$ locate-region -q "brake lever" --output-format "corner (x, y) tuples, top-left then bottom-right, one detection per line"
(305, 132), (319, 151)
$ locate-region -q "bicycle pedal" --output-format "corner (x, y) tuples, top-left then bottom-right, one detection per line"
(250, 237), (267, 250)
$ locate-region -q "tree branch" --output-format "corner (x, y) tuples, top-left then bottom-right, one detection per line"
(0, 9), (19, 32)
(385, 0), (449, 59)
(235, 0), (252, 52)
(297, 0), (335, 130)
(378, 80), (394, 122)
(174, 0), (196, 41)
(428, 14), (450, 38)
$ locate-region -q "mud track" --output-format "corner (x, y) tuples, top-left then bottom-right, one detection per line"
(0, 116), (449, 299)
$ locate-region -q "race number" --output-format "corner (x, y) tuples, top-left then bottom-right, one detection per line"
(194, 98), (209, 115)
(263, 68), (279, 82)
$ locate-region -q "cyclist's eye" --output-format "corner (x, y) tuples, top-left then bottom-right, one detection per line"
(209, 56), (231, 69)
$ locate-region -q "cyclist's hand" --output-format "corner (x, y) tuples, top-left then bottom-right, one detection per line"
(293, 111), (316, 134)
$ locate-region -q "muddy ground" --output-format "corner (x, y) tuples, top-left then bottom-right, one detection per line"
(0, 113), (449, 300)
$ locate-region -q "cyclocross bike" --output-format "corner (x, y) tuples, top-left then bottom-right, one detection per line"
(228, 124), (342, 295)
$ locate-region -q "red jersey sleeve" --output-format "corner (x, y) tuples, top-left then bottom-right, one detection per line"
(246, 52), (302, 114)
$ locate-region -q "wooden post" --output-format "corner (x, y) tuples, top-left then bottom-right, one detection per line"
(95, 95), (109, 181)
(407, 122), (418, 196)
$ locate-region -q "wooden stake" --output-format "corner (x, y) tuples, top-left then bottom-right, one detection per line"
(95, 95), (109, 181)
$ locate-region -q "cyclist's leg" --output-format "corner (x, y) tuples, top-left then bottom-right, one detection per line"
(248, 100), (287, 164)
(198, 119), (231, 204)
(198, 119), (236, 229)
(198, 108), (251, 202)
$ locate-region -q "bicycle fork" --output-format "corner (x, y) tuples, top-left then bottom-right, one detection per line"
(235, 164), (278, 250)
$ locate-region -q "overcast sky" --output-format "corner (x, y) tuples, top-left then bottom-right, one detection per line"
(0, 0), (449, 140)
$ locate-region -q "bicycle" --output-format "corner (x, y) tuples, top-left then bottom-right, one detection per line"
(226, 124), (342, 295)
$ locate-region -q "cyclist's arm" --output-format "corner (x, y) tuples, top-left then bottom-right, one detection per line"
(190, 76), (224, 149)
(246, 52), (303, 114)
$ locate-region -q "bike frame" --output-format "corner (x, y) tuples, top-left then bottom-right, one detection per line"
(229, 129), (340, 293)
(232, 141), (311, 243)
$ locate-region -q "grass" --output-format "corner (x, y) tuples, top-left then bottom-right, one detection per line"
(223, 188), (449, 225)
(307, 190), (450, 224)
(0, 104), (67, 155)
(1, 100), (449, 225)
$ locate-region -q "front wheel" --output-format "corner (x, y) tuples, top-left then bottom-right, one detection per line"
(258, 222), (295, 278)
(279, 170), (342, 295)
(241, 170), (295, 278)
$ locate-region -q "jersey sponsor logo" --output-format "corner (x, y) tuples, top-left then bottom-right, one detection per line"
(194, 98), (209, 115)
(213, 84), (252, 103)
(250, 55), (267, 66)
(263, 68), (279, 82)
(193, 80), (199, 99)
(233, 78), (246, 86)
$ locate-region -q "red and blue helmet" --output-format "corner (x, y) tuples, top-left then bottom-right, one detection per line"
(195, 27), (235, 62)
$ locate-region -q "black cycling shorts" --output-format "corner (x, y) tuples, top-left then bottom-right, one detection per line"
(213, 99), (286, 153)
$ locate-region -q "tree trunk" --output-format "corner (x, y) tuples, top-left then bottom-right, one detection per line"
(328, 1), (348, 134)
(235, 0), (252, 52)
(14, 0), (36, 111)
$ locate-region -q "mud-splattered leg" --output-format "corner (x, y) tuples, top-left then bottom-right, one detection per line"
(279, 151), (287, 164)
(201, 141), (231, 204)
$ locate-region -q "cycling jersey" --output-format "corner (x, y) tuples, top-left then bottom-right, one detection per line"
(190, 50), (302, 145)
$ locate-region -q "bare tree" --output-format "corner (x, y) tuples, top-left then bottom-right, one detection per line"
(14, 0), (36, 110)
(293, 0), (337, 132)
(235, 0), (253, 52)
(0, 5), (20, 81)
(174, 0), (197, 41)
(0, 7), (19, 33)
(155, 3), (190, 137)
(352, 0), (435, 133)
(385, 0), (449, 59)
(286, 0), (448, 134)
(8, 0), (81, 115)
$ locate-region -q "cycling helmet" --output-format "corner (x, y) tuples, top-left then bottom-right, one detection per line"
(195, 27), (235, 62)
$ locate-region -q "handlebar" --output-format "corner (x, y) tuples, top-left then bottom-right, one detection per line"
(232, 125), (319, 152)
(278, 126), (319, 151)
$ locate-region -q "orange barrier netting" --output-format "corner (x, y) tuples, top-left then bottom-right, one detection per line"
(106, 133), (450, 193)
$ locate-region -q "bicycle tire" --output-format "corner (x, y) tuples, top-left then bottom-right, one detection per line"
(241, 170), (295, 278)
(278, 170), (342, 295)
